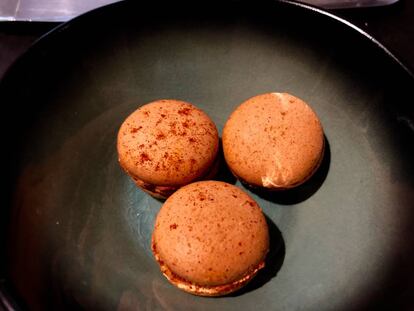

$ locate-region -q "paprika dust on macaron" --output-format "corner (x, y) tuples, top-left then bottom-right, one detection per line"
(117, 100), (219, 199)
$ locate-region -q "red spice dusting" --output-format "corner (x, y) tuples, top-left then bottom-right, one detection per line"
(239, 252), (244, 255)
(156, 133), (166, 140)
(238, 242), (242, 246)
(232, 195), (238, 198)
(170, 223), (178, 230)
(244, 200), (255, 207)
(182, 121), (190, 128)
(198, 192), (206, 201)
(281, 111), (287, 116)
(178, 131), (187, 136)
(139, 153), (151, 163)
(163, 152), (169, 159)
(130, 126), (142, 133)
(188, 226), (193, 232)
(178, 107), (192, 115)
(138, 144), (145, 149)
(188, 137), (196, 143)
(190, 158), (197, 165)
(156, 119), (162, 126)
(208, 268), (213, 271)
(143, 111), (150, 116)
(155, 163), (160, 171)
(161, 114), (166, 118)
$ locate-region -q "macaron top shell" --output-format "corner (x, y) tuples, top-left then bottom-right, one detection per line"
(117, 100), (218, 186)
(152, 181), (269, 287)
(222, 93), (324, 188)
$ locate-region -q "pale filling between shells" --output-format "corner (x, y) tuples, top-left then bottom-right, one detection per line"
(152, 241), (266, 296)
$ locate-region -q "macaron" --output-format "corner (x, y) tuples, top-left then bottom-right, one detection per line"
(222, 92), (324, 190)
(117, 100), (219, 199)
(151, 180), (269, 296)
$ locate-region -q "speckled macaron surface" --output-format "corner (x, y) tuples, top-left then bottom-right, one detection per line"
(152, 181), (269, 287)
(117, 100), (219, 187)
(222, 93), (324, 189)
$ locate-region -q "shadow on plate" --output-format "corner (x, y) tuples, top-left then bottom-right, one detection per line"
(229, 215), (285, 297)
(246, 136), (331, 205)
(214, 139), (237, 185)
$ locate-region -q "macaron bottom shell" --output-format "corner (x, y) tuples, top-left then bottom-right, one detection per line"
(152, 240), (265, 297)
(127, 153), (221, 200)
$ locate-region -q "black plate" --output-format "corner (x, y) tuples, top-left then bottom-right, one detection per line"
(1, 1), (414, 310)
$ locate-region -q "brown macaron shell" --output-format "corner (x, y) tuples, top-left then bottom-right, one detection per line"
(117, 100), (219, 196)
(152, 181), (269, 296)
(222, 93), (324, 189)
(132, 154), (221, 200)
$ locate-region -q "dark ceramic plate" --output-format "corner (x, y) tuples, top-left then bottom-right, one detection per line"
(1, 1), (414, 310)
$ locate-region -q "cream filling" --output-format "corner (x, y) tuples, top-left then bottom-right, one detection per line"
(261, 149), (292, 188)
(152, 244), (265, 296)
(272, 92), (290, 112)
(261, 140), (325, 189)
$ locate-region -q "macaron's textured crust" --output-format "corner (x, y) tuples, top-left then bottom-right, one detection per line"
(117, 100), (219, 198)
(151, 181), (269, 296)
(222, 93), (324, 189)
